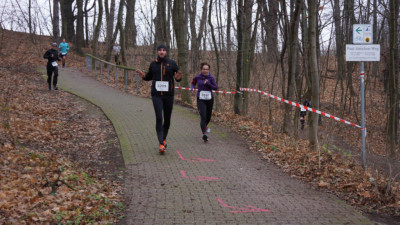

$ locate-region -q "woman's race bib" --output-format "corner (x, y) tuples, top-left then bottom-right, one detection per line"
(199, 91), (212, 100)
(51, 61), (58, 67)
(155, 81), (169, 92)
(300, 105), (306, 112)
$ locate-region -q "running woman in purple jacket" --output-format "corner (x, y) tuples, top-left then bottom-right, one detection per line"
(190, 62), (218, 142)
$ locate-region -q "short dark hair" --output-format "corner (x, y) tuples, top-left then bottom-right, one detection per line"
(200, 62), (210, 70)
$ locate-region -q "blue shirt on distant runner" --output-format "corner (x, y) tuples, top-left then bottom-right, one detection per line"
(58, 42), (70, 54)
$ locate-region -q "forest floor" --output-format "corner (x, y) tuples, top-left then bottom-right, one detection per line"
(1, 29), (400, 224)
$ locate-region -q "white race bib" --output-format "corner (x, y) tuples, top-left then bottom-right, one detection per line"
(51, 61), (58, 67)
(61, 53), (66, 55)
(300, 105), (306, 112)
(199, 91), (212, 100)
(155, 81), (169, 92)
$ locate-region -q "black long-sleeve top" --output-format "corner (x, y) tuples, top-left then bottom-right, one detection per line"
(43, 49), (60, 66)
(143, 57), (181, 96)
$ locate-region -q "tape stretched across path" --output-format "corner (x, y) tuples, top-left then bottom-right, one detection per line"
(239, 88), (361, 129)
(174, 86), (361, 129)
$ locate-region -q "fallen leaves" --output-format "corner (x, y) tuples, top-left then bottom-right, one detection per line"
(0, 31), (124, 224)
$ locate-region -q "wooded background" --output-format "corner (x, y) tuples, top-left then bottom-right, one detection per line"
(1, 0), (398, 156)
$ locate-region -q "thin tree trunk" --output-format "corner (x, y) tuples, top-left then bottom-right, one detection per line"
(92, 0), (103, 57)
(75, 0), (84, 55)
(155, 0), (168, 49)
(308, 0), (319, 151)
(208, 0), (219, 110)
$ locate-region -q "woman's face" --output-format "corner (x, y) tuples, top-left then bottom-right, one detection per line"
(201, 65), (209, 76)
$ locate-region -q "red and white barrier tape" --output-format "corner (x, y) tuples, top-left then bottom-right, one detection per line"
(240, 88), (362, 129)
(175, 86), (239, 94)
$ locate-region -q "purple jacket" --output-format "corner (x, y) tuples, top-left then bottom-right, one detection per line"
(190, 73), (218, 98)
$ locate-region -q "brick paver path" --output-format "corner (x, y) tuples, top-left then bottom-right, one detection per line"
(59, 68), (372, 225)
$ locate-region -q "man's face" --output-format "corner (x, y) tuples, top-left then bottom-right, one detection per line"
(52, 44), (57, 49)
(63, 39), (65, 42)
(157, 48), (167, 58)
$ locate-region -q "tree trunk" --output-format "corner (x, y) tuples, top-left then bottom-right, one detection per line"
(155, 0), (168, 49)
(234, 0), (253, 115)
(388, 0), (399, 157)
(117, 0), (127, 65)
(125, 0), (137, 47)
(189, 0), (208, 73)
(173, 0), (191, 104)
(226, 0), (232, 51)
(75, 0), (84, 55)
(92, 0), (103, 56)
(53, 0), (60, 42)
(283, 0), (301, 134)
(308, 0), (319, 151)
(208, 0), (220, 109)
(105, 0), (115, 55)
(60, 0), (75, 41)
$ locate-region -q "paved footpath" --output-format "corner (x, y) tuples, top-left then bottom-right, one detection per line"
(59, 68), (372, 225)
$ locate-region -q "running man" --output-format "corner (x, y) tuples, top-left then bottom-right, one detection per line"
(58, 38), (70, 68)
(43, 42), (61, 90)
(190, 62), (218, 142)
(136, 44), (182, 154)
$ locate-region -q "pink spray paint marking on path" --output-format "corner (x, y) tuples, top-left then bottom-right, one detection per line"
(176, 150), (216, 162)
(217, 198), (270, 213)
(180, 170), (220, 181)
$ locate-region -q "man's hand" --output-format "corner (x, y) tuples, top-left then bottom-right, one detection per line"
(174, 70), (182, 80)
(136, 70), (145, 78)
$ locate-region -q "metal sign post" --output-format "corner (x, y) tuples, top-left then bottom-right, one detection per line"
(360, 62), (366, 169)
(346, 24), (380, 170)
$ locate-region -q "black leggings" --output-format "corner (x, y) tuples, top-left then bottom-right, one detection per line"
(197, 98), (214, 134)
(47, 65), (58, 87)
(152, 95), (174, 145)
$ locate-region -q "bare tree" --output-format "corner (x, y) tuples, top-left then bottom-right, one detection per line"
(155, 0), (168, 49)
(282, 0), (302, 134)
(104, 0), (116, 53)
(126, 0), (137, 47)
(234, 0), (255, 115)
(52, 0), (60, 42)
(92, 0), (103, 56)
(173, 0), (191, 104)
(308, 0), (319, 151)
(387, 0), (399, 157)
(75, 0), (84, 54)
(189, 0), (209, 73)
(60, 0), (75, 41)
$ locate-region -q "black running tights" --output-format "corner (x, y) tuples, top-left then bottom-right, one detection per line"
(152, 95), (174, 145)
(197, 98), (214, 134)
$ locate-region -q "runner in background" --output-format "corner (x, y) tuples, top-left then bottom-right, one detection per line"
(136, 44), (182, 154)
(113, 43), (121, 65)
(43, 42), (61, 90)
(190, 62), (218, 142)
(300, 97), (311, 130)
(58, 38), (70, 68)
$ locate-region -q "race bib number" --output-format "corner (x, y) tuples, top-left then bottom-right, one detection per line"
(199, 91), (212, 100)
(300, 105), (306, 112)
(61, 53), (66, 56)
(51, 61), (58, 67)
(155, 81), (169, 92)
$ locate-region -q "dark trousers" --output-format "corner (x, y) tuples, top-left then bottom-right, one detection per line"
(152, 95), (174, 145)
(46, 65), (58, 88)
(197, 98), (214, 134)
(114, 54), (120, 65)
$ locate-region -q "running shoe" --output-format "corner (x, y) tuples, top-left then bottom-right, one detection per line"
(202, 134), (208, 142)
(206, 126), (211, 133)
(159, 144), (166, 154)
(163, 139), (167, 149)
(54, 86), (58, 90)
